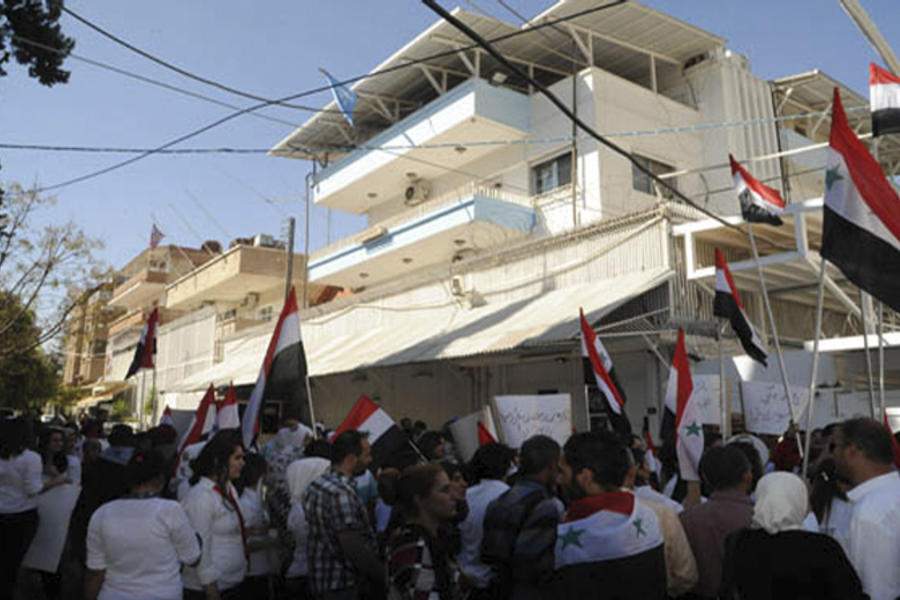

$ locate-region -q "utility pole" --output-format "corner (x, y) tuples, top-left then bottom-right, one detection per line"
(284, 217), (295, 302)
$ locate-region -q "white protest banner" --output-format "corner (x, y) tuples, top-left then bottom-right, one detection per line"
(836, 391), (877, 420)
(448, 411), (482, 463)
(692, 375), (722, 425)
(493, 394), (571, 448)
(22, 483), (81, 573)
(741, 381), (809, 435)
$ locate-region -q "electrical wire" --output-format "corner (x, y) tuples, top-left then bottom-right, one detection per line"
(9, 0), (627, 195)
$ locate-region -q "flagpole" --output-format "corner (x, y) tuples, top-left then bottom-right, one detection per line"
(802, 260), (827, 478)
(152, 365), (158, 427)
(748, 224), (802, 453)
(717, 325), (729, 438)
(859, 290), (878, 419)
(878, 301), (886, 417)
(304, 375), (317, 437)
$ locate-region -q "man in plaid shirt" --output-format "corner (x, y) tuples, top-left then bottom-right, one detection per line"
(303, 430), (384, 600)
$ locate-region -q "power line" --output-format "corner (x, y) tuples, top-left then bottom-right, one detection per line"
(11, 0), (626, 195)
(11, 35), (304, 129)
(61, 6), (340, 114)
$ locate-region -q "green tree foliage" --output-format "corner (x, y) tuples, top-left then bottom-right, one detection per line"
(0, 0), (74, 85)
(0, 291), (59, 410)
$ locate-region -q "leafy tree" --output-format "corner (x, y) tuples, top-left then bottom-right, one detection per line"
(0, 291), (59, 410)
(0, 0), (74, 85)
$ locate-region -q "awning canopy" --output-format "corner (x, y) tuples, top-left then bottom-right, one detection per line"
(166, 333), (269, 393)
(304, 267), (672, 376)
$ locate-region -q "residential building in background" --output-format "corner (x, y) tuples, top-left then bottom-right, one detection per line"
(62, 283), (122, 388)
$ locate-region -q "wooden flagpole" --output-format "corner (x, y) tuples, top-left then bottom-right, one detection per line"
(802, 260), (827, 478)
(859, 290), (878, 419)
(747, 224), (802, 453)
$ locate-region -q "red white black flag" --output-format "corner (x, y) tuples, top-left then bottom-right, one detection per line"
(870, 63), (900, 137)
(713, 249), (767, 366)
(730, 154), (786, 226)
(125, 307), (159, 378)
(216, 382), (240, 430)
(177, 384), (217, 459)
(822, 88), (900, 313)
(580, 308), (630, 434)
(332, 395), (408, 469)
(241, 287), (309, 448)
(663, 328), (703, 481)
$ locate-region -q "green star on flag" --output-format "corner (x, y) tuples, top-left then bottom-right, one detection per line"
(559, 526), (586, 550)
(825, 166), (843, 190)
(633, 518), (646, 537)
(685, 421), (702, 437)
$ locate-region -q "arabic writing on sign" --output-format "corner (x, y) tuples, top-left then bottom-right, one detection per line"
(494, 394), (572, 448)
(741, 381), (809, 435)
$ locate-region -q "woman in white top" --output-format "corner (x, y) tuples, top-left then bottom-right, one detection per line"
(236, 453), (272, 597)
(85, 449), (201, 600)
(284, 457), (330, 597)
(0, 418), (67, 600)
(181, 429), (247, 600)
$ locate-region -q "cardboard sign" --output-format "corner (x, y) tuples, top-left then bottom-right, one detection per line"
(741, 381), (809, 435)
(22, 483), (81, 573)
(448, 411), (482, 463)
(692, 375), (723, 425)
(493, 394), (572, 448)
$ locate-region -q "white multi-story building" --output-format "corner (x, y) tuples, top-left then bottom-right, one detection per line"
(268, 2), (896, 433)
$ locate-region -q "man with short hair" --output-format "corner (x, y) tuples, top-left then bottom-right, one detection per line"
(459, 442), (515, 594)
(303, 430), (383, 600)
(832, 417), (900, 600)
(481, 435), (562, 599)
(555, 431), (666, 598)
(679, 444), (753, 599)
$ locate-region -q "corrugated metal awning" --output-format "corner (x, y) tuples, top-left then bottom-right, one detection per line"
(304, 267), (672, 376)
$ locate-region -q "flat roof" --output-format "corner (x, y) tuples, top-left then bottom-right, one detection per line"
(270, 1), (725, 160)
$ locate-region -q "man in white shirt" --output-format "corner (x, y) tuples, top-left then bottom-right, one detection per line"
(832, 417), (900, 600)
(458, 443), (515, 593)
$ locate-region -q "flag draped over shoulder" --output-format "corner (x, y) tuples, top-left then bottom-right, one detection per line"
(822, 87), (900, 313)
(125, 307), (158, 379)
(870, 63), (900, 137)
(332, 395), (408, 469)
(713, 248), (767, 365)
(579, 308), (631, 435)
(730, 154), (786, 226)
(241, 288), (309, 449)
(662, 328), (703, 481)
(217, 382), (240, 430)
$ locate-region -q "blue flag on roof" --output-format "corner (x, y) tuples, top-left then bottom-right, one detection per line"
(321, 68), (357, 127)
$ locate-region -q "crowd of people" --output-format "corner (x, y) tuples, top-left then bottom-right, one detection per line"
(1, 410), (899, 600)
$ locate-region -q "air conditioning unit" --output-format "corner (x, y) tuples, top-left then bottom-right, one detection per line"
(404, 180), (431, 207)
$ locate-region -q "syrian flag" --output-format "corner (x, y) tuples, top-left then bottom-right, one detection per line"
(822, 87), (900, 313)
(555, 492), (665, 584)
(642, 417), (662, 478)
(662, 328), (703, 481)
(216, 382), (240, 430)
(177, 384), (218, 461)
(331, 395), (409, 469)
(159, 406), (174, 427)
(150, 223), (165, 249)
(125, 307), (159, 379)
(883, 410), (900, 471)
(713, 248), (767, 365)
(241, 287), (309, 449)
(730, 154), (786, 226)
(870, 63), (900, 137)
(580, 308), (631, 435)
(477, 421), (496, 446)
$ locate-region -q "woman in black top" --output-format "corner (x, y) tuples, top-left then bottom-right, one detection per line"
(720, 471), (864, 600)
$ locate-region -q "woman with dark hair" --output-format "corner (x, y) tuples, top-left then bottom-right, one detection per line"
(39, 426), (80, 485)
(1, 417), (66, 600)
(181, 429), (247, 600)
(85, 449), (201, 600)
(386, 464), (465, 600)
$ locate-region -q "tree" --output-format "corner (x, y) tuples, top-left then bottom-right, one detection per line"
(0, 0), (74, 86)
(0, 291), (60, 410)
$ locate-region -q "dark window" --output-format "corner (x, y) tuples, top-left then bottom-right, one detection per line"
(632, 154), (677, 198)
(531, 152), (573, 195)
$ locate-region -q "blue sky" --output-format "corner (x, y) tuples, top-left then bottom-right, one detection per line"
(1, 1), (897, 270)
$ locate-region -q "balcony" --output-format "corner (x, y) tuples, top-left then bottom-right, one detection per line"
(109, 269), (168, 309)
(311, 78), (531, 213)
(307, 184), (535, 288)
(165, 245), (308, 311)
(107, 307), (178, 337)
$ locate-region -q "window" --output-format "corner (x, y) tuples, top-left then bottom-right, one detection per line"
(259, 306), (274, 322)
(632, 154), (677, 198)
(531, 152), (572, 195)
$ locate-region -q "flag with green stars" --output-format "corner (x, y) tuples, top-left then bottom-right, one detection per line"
(821, 87), (900, 313)
(664, 328), (704, 481)
(556, 491), (664, 569)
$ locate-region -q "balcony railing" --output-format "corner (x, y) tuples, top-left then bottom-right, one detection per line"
(310, 183), (533, 261)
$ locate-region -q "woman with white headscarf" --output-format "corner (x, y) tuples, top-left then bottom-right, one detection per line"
(283, 457), (330, 599)
(719, 472), (864, 600)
